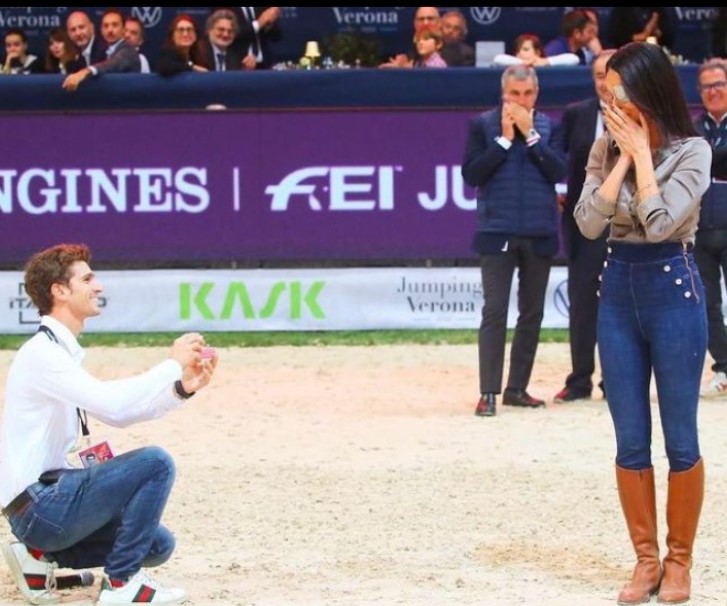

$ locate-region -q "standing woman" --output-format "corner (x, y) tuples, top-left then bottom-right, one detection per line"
(575, 42), (712, 604)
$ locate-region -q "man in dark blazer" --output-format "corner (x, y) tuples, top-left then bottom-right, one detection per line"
(192, 9), (246, 71)
(214, 7), (282, 69)
(440, 10), (475, 67)
(693, 58), (727, 398)
(66, 10), (107, 68)
(63, 9), (140, 92)
(554, 49), (616, 404)
(462, 64), (567, 417)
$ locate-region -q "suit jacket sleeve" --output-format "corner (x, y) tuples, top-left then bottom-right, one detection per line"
(461, 115), (508, 187)
(94, 42), (141, 75)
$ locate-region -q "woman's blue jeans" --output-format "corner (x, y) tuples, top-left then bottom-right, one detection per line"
(6, 446), (176, 580)
(598, 242), (706, 472)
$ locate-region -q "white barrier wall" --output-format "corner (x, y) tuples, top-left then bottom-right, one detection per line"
(1, 267), (571, 334)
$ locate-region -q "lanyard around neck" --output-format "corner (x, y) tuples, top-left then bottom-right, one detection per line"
(37, 325), (90, 438)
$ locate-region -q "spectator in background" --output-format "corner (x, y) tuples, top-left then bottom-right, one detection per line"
(493, 33), (579, 67)
(44, 27), (83, 75)
(63, 8), (141, 92)
(157, 14), (207, 76)
(606, 8), (677, 50)
(191, 9), (245, 72)
(2, 28), (43, 75)
(440, 10), (474, 67)
(413, 24), (447, 68)
(66, 10), (106, 68)
(216, 7), (282, 70)
(462, 64), (566, 417)
(124, 16), (151, 73)
(580, 7), (604, 64)
(553, 49), (617, 405)
(693, 58), (727, 398)
(381, 6), (440, 68)
(543, 8), (598, 66)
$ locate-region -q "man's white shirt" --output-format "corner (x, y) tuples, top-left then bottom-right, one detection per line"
(0, 315), (184, 506)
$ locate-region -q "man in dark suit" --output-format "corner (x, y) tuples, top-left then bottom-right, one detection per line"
(693, 58), (727, 398)
(553, 49), (616, 403)
(66, 10), (107, 68)
(192, 9), (246, 71)
(440, 10), (475, 67)
(216, 7), (282, 70)
(63, 9), (140, 92)
(462, 64), (567, 417)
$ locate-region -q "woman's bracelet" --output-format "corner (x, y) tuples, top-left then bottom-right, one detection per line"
(636, 182), (655, 197)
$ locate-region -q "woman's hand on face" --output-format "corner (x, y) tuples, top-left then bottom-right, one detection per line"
(603, 103), (650, 157)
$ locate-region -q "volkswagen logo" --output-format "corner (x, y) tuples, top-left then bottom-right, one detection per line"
(131, 7), (162, 28)
(469, 7), (502, 26)
(553, 279), (570, 318)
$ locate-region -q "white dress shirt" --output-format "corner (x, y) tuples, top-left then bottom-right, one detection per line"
(0, 315), (184, 506)
(139, 52), (151, 74)
(241, 6), (263, 63)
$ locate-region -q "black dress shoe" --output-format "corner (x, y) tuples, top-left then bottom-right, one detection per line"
(553, 386), (592, 403)
(502, 388), (545, 408)
(475, 393), (496, 417)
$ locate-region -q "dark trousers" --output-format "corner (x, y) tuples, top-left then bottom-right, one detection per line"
(693, 228), (727, 373)
(478, 237), (552, 394)
(565, 231), (608, 392)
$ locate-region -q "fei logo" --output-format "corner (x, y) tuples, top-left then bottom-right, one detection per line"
(469, 7), (502, 26)
(180, 281), (325, 320)
(131, 7), (162, 28)
(265, 166), (397, 211)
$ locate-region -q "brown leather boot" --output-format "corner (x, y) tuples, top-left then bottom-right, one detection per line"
(616, 465), (662, 604)
(658, 458), (704, 604)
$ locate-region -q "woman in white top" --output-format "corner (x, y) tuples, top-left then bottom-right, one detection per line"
(493, 33), (579, 67)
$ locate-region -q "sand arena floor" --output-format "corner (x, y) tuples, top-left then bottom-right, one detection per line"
(1, 342), (727, 605)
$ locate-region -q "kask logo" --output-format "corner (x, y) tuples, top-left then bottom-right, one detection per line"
(469, 7), (501, 26)
(180, 281), (326, 320)
(131, 7), (162, 28)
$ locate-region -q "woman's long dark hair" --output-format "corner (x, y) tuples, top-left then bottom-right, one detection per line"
(607, 42), (697, 144)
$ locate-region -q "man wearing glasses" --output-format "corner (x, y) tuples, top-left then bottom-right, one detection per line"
(694, 58), (727, 398)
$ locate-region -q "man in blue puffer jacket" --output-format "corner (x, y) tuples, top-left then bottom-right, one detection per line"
(462, 64), (566, 417)
(693, 58), (727, 398)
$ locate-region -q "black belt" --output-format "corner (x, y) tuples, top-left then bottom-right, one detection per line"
(1, 490), (32, 518)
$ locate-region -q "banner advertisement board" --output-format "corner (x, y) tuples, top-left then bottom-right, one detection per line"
(0, 267), (571, 334)
(1, 110), (480, 265)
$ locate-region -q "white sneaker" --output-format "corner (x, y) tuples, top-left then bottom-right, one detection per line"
(1, 542), (61, 605)
(700, 371), (727, 399)
(96, 570), (186, 605)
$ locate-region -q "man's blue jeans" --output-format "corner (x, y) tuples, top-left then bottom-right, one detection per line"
(598, 242), (706, 472)
(6, 446), (176, 580)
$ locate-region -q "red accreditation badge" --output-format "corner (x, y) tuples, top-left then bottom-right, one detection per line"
(78, 441), (115, 468)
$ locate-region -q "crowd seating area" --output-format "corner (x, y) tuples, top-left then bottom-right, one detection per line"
(0, 65), (703, 112)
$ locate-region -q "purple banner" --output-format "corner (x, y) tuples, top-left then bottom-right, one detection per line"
(1, 111), (487, 264)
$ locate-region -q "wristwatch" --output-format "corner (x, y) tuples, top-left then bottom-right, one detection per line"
(173, 380), (195, 400)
